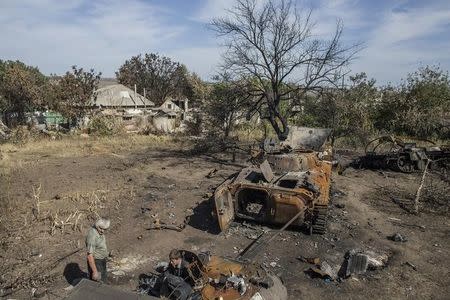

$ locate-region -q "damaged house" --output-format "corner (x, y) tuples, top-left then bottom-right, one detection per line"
(92, 83), (155, 112)
(88, 83), (155, 132)
(150, 98), (190, 133)
(88, 84), (190, 133)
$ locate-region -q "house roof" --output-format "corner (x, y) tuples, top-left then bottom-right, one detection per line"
(160, 98), (182, 111)
(98, 78), (118, 88)
(93, 84), (155, 108)
(152, 107), (178, 116)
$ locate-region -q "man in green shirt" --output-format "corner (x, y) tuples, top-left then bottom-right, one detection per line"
(86, 218), (110, 282)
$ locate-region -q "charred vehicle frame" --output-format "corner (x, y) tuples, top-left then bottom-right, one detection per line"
(214, 127), (333, 234)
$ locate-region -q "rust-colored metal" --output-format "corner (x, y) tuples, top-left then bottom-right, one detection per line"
(171, 250), (286, 300)
(201, 255), (257, 300)
(214, 146), (332, 234)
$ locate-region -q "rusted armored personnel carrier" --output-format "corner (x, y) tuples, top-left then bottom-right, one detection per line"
(214, 127), (333, 234)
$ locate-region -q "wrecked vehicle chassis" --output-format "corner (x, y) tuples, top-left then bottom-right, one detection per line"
(215, 150), (332, 234)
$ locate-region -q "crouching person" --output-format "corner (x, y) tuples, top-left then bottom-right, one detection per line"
(159, 249), (194, 300)
(86, 218), (110, 282)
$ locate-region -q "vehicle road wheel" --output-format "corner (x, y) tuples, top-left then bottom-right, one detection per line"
(397, 156), (414, 173)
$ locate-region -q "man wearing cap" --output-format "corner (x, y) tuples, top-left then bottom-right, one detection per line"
(86, 218), (110, 282)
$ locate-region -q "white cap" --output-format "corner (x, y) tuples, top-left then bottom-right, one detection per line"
(95, 218), (110, 230)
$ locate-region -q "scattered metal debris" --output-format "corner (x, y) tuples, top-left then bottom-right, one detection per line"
(389, 233), (408, 242)
(136, 250), (287, 300)
(206, 168), (218, 178)
(305, 261), (339, 281)
(345, 251), (369, 277)
(403, 261), (418, 271)
(343, 249), (389, 277)
(297, 256), (320, 265)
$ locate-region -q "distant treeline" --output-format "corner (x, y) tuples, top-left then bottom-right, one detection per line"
(1, 57), (449, 144)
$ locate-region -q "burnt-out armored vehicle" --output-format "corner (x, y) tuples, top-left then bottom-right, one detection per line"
(214, 127), (333, 234)
(346, 136), (450, 173)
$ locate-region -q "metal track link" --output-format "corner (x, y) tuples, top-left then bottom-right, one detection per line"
(311, 205), (328, 234)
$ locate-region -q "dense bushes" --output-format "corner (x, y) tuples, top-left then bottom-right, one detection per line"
(292, 66), (450, 145)
(87, 115), (124, 136)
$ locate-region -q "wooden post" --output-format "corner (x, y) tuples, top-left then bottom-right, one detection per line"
(414, 159), (430, 214)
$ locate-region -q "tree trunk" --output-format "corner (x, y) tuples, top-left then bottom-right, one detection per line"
(224, 124), (230, 139)
(266, 92), (289, 141)
(268, 109), (289, 141)
(17, 109), (26, 125)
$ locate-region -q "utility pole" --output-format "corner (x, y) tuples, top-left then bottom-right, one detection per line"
(144, 88), (146, 109)
(134, 84), (137, 109)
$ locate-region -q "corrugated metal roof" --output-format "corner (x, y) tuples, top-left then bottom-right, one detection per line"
(93, 84), (155, 108)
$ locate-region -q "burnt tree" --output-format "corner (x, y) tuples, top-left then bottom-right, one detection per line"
(211, 0), (359, 140)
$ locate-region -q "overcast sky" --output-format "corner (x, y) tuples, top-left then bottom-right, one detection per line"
(1, 0), (449, 85)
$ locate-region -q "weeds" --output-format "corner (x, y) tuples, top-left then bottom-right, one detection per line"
(87, 115), (124, 136)
(421, 170), (450, 214)
(49, 210), (83, 235)
(32, 184), (42, 219)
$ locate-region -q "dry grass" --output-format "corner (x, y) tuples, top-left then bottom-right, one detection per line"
(0, 134), (181, 175)
(0, 134), (175, 233)
(1, 133), (175, 157)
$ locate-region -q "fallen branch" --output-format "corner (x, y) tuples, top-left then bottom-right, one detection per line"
(147, 219), (185, 232)
(389, 220), (426, 230)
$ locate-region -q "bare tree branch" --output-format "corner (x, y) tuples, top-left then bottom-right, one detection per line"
(211, 0), (361, 140)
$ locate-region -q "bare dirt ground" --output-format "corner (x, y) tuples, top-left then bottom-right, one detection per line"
(1, 136), (449, 299)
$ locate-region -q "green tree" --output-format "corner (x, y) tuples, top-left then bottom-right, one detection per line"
(116, 53), (190, 105)
(292, 73), (378, 145)
(184, 72), (211, 104)
(50, 66), (101, 122)
(375, 65), (450, 138)
(203, 73), (251, 139)
(0, 60), (47, 125)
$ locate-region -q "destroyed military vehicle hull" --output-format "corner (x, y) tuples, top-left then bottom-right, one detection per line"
(344, 136), (450, 173)
(215, 127), (333, 234)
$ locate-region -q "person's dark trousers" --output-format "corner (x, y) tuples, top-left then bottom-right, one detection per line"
(87, 258), (107, 282)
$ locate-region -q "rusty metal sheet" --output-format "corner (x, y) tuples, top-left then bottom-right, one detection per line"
(260, 160), (274, 182)
(214, 179), (235, 231)
(283, 126), (331, 151)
